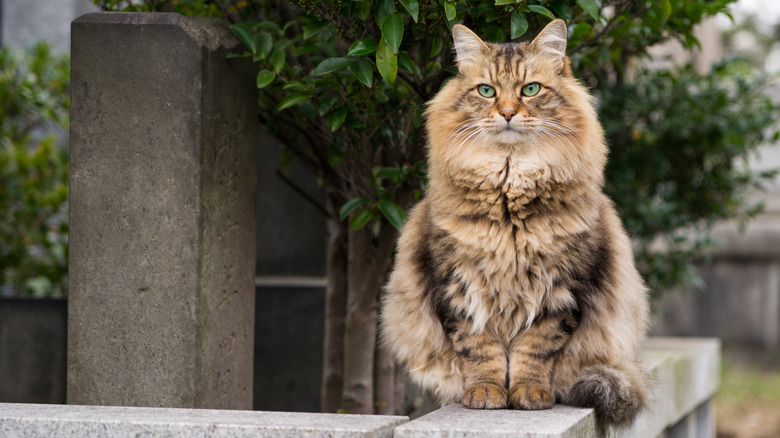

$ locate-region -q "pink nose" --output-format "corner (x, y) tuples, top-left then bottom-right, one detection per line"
(500, 108), (517, 121)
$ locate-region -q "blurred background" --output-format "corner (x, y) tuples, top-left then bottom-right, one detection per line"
(0, 1), (779, 437)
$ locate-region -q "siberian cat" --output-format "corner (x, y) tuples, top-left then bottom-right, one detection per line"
(381, 20), (651, 426)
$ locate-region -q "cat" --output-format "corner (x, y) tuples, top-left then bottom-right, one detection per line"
(380, 19), (651, 426)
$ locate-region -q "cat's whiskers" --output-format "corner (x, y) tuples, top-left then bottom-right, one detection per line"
(445, 118), (489, 163)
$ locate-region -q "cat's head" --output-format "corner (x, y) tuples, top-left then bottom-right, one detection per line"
(426, 20), (606, 184)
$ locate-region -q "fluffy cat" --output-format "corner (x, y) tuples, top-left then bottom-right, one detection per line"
(380, 20), (651, 426)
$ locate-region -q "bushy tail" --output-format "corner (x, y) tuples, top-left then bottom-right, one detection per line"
(565, 362), (652, 427)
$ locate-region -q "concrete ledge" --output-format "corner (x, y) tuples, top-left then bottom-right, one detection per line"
(0, 403), (407, 437)
(0, 338), (718, 438)
(395, 337), (720, 438)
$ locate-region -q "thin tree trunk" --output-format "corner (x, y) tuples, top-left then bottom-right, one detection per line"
(394, 360), (406, 415)
(321, 196), (348, 413)
(341, 225), (397, 414)
(373, 337), (396, 415)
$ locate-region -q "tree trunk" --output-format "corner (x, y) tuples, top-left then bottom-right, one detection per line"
(374, 336), (396, 415)
(340, 225), (397, 414)
(321, 196), (348, 413)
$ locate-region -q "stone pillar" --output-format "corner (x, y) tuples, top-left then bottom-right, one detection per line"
(68, 12), (257, 409)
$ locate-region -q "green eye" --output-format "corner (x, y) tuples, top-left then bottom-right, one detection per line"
(477, 84), (496, 98)
(521, 82), (541, 97)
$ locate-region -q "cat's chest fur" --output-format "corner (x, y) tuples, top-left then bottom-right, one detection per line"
(429, 155), (598, 335)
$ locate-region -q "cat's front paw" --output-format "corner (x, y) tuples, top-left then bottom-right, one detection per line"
(509, 382), (553, 410)
(461, 382), (508, 409)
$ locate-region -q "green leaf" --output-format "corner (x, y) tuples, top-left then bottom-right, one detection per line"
(550, 0), (573, 21)
(347, 38), (378, 56)
(576, 0), (600, 21)
(255, 33), (273, 59)
(659, 0), (672, 18)
(354, 0), (371, 20)
(377, 199), (406, 229)
(570, 22), (592, 39)
(277, 92), (309, 111)
(444, 1), (456, 21)
(527, 5), (555, 19)
(302, 20), (329, 39)
(398, 51), (414, 74)
(381, 13), (404, 54)
(429, 32), (443, 57)
(375, 0), (395, 23)
(256, 69), (275, 89)
(510, 13), (528, 39)
(257, 20), (280, 32)
(376, 39), (397, 84)
(349, 209), (375, 229)
(318, 95), (338, 116)
(494, 0), (515, 5)
(230, 23), (255, 53)
(350, 59), (373, 87)
(327, 107), (348, 132)
(399, 0), (419, 22)
(339, 197), (371, 220)
(311, 57), (354, 75)
(373, 166), (399, 180)
(282, 81), (306, 92)
(269, 47), (286, 73)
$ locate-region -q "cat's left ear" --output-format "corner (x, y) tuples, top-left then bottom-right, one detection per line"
(530, 19), (567, 62)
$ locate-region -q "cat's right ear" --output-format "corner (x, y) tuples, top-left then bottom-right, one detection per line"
(452, 25), (488, 68)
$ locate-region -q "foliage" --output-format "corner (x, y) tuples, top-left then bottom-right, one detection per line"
(0, 43), (70, 298)
(219, 0), (777, 294)
(100, 0), (780, 293)
(602, 61), (780, 295)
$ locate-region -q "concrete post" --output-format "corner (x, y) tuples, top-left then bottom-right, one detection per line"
(68, 12), (257, 409)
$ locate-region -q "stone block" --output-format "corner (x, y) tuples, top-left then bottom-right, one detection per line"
(68, 12), (257, 409)
(653, 261), (780, 348)
(0, 403), (408, 437)
(393, 403), (596, 438)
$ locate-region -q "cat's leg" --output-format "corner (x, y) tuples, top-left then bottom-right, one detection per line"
(508, 309), (578, 410)
(450, 325), (508, 409)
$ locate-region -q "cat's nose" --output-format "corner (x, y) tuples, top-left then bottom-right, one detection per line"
(500, 108), (517, 121)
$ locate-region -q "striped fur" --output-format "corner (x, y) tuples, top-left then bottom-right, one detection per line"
(380, 20), (651, 426)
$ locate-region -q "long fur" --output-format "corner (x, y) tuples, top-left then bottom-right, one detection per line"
(380, 20), (651, 426)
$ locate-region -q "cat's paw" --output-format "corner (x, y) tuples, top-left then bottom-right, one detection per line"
(461, 382), (508, 409)
(509, 382), (553, 410)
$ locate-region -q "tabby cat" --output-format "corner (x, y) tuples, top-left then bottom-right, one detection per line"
(380, 20), (651, 426)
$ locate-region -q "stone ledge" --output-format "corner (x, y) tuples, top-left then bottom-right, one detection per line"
(0, 338), (718, 438)
(0, 404), (407, 438)
(395, 337), (720, 438)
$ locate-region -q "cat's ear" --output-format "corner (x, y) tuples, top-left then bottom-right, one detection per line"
(530, 19), (567, 61)
(452, 25), (489, 67)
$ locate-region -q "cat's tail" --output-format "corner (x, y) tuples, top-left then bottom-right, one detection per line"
(565, 361), (652, 427)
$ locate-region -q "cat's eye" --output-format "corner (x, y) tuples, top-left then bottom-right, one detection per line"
(477, 84), (496, 98)
(521, 82), (541, 97)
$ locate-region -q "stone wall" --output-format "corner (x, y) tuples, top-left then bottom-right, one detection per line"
(653, 194), (780, 349)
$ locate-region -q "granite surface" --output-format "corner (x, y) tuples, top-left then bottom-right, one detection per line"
(0, 403), (407, 437)
(394, 403), (596, 438)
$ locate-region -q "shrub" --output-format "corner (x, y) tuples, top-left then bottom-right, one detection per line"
(0, 43), (70, 298)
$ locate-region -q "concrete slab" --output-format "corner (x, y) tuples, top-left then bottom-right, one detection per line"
(0, 403), (407, 437)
